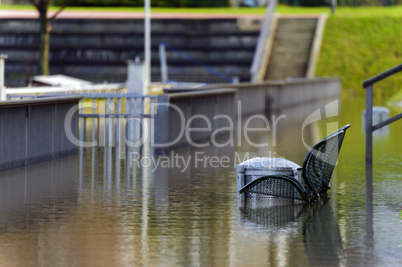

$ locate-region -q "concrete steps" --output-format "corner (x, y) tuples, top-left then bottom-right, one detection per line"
(0, 19), (259, 86)
(264, 17), (318, 81)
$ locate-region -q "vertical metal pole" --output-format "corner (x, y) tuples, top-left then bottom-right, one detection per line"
(365, 86), (374, 254)
(80, 103), (84, 142)
(139, 98), (144, 152)
(116, 97), (121, 165)
(108, 116), (113, 147)
(104, 98), (108, 180)
(159, 43), (168, 83)
(0, 54), (8, 101)
(92, 98), (96, 144)
(141, 97), (145, 115)
(365, 84), (373, 233)
(97, 116), (100, 151)
(91, 121), (95, 193)
(104, 98), (108, 147)
(365, 85), (373, 180)
(79, 117), (84, 191)
(108, 98), (113, 148)
(91, 144), (95, 192)
(125, 97), (131, 187)
(107, 131), (112, 198)
(126, 97), (131, 144)
(83, 115), (87, 149)
(107, 98), (113, 189)
(116, 98), (121, 146)
(144, 0), (151, 93)
(150, 98), (155, 149)
(331, 0), (337, 15)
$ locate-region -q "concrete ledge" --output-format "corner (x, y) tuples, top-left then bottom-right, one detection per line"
(0, 96), (83, 107)
(154, 78), (340, 154)
(164, 77), (340, 115)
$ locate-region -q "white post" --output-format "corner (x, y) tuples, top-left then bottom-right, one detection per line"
(159, 43), (168, 84)
(0, 54), (8, 101)
(331, 0), (337, 15)
(126, 58), (146, 95)
(144, 0), (151, 94)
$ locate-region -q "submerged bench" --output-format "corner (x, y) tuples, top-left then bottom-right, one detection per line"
(238, 124), (351, 202)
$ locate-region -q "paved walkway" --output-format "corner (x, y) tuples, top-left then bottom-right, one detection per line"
(0, 9), (265, 19)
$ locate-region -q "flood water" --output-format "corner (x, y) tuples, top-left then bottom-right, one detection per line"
(0, 97), (401, 266)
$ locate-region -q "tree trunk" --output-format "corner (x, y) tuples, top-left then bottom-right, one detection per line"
(39, 9), (49, 75)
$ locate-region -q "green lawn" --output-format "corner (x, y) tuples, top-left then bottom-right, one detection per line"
(1, 5), (402, 17)
(316, 16), (402, 100)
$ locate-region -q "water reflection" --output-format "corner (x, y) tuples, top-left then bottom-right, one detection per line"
(239, 198), (305, 229)
(301, 200), (345, 266)
(0, 156), (78, 266)
(238, 198), (345, 266)
(0, 156), (78, 231)
(0, 97), (401, 266)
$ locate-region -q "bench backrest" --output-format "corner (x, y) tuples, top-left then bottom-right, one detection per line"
(301, 124), (350, 197)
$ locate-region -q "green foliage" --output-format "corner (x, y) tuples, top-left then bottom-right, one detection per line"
(279, 0), (401, 6)
(316, 17), (402, 100)
(52, 0), (229, 7)
(53, 0), (143, 6)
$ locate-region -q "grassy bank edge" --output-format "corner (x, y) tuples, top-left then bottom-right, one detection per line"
(1, 5), (402, 17)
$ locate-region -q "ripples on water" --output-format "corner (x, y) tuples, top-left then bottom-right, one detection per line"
(0, 98), (401, 266)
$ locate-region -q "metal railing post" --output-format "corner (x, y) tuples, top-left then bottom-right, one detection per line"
(365, 84), (373, 185)
(363, 64), (402, 217)
(0, 54), (8, 101)
(108, 98), (113, 147)
(363, 63), (402, 173)
(92, 98), (96, 144)
(144, 0), (151, 92)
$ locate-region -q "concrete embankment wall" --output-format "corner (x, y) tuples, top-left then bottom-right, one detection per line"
(0, 96), (81, 171)
(0, 18), (259, 86)
(154, 88), (236, 154)
(154, 78), (340, 153)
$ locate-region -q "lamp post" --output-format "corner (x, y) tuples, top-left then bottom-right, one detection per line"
(144, 0), (151, 94)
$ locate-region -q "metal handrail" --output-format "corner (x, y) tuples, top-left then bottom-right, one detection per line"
(79, 113), (152, 119)
(363, 64), (402, 88)
(250, 0), (276, 82)
(363, 63), (402, 193)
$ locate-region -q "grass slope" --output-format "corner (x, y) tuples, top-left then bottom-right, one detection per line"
(316, 16), (402, 100)
(1, 5), (402, 17)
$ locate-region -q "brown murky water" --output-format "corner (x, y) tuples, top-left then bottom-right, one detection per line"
(0, 97), (401, 266)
